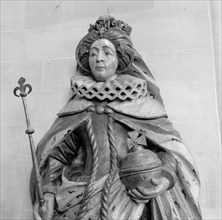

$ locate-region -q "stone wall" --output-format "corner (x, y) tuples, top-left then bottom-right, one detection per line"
(1, 1), (221, 219)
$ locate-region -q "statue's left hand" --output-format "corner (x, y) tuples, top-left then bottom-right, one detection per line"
(33, 193), (55, 220)
(128, 177), (170, 204)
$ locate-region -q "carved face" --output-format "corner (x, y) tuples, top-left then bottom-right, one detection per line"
(89, 39), (118, 82)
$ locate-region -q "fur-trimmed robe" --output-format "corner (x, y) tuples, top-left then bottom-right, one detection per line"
(30, 76), (201, 220)
(31, 51), (202, 219)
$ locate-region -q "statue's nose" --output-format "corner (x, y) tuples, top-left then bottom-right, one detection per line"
(96, 51), (105, 62)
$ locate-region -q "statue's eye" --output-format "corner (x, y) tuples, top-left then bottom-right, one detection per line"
(104, 50), (113, 56)
(90, 52), (96, 57)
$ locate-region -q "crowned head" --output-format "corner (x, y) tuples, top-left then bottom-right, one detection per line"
(75, 15), (134, 81)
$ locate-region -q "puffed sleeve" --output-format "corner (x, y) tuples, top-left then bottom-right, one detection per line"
(42, 131), (82, 194)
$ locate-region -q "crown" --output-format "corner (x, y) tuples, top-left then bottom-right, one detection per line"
(88, 15), (132, 37)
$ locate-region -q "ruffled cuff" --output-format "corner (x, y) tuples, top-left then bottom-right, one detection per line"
(162, 166), (177, 190)
(157, 151), (177, 190)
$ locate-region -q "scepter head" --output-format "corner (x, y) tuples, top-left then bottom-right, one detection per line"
(13, 77), (32, 98)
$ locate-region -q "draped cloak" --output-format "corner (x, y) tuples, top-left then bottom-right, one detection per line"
(30, 53), (202, 220)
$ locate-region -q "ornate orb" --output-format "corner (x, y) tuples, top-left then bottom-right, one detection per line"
(120, 146), (162, 190)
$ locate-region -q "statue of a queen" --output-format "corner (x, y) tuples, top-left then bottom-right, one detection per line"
(30, 16), (202, 220)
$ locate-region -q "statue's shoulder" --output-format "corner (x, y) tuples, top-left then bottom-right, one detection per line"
(108, 95), (167, 119)
(57, 96), (92, 117)
(108, 74), (167, 119)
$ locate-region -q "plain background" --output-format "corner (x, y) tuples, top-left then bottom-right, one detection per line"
(1, 1), (221, 219)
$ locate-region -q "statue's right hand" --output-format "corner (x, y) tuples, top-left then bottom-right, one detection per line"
(33, 193), (55, 220)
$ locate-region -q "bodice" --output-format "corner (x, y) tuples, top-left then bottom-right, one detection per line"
(64, 101), (130, 182)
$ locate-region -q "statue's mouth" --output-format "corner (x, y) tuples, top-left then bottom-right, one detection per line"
(95, 66), (105, 70)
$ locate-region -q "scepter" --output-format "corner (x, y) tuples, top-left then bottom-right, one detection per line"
(13, 77), (45, 206)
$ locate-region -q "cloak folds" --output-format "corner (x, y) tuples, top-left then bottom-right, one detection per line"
(30, 92), (202, 220)
(30, 15), (202, 219)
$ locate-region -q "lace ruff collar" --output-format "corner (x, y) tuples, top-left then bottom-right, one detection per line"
(71, 75), (147, 101)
